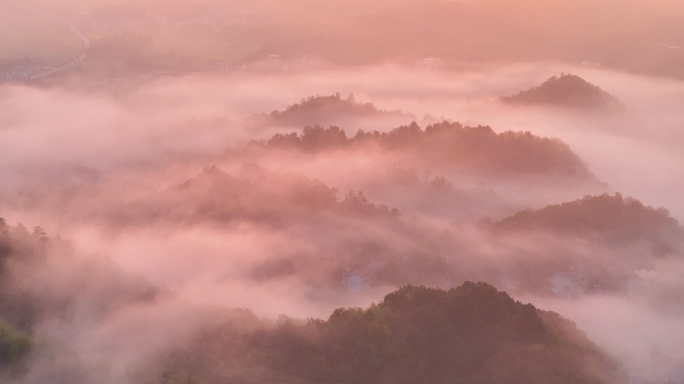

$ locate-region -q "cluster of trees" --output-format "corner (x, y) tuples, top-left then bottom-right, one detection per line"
(145, 283), (623, 384)
(493, 193), (683, 254)
(0, 217), (160, 379)
(264, 121), (594, 179)
(9, 170), (679, 301)
(267, 125), (349, 151)
(0, 219), (49, 278)
(501, 74), (624, 111)
(2, 165), (401, 231)
(249, 94), (414, 129)
(231, 190), (683, 296)
(0, 219), (40, 375)
(271, 94), (408, 119)
(0, 321), (32, 374)
(167, 165), (401, 225)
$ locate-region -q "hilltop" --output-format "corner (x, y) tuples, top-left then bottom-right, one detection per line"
(501, 74), (625, 111)
(248, 94), (415, 129)
(493, 193), (683, 253)
(146, 283), (625, 384)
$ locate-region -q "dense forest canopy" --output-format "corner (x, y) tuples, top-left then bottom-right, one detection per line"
(145, 283), (624, 384)
(261, 121), (595, 179)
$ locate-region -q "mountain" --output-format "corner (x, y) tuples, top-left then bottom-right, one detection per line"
(145, 283), (625, 384)
(501, 74), (625, 111)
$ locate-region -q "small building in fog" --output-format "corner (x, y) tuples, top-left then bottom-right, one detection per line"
(342, 260), (386, 293)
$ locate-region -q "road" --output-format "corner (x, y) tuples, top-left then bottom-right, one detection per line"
(30, 13), (90, 80)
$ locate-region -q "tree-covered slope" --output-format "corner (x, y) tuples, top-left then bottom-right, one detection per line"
(261, 121), (596, 180)
(493, 193), (683, 251)
(501, 74), (625, 111)
(146, 283), (624, 384)
(249, 94), (415, 129)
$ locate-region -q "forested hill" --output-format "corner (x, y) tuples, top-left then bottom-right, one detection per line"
(493, 193), (683, 251)
(147, 283), (624, 384)
(2, 165), (400, 229)
(260, 122), (596, 179)
(501, 74), (625, 111)
(248, 94), (415, 128)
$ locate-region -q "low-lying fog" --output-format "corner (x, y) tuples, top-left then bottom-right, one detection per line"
(3, 63), (682, 217)
(1, 62), (684, 382)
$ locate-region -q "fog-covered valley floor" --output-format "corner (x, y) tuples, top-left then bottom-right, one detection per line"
(1, 62), (684, 383)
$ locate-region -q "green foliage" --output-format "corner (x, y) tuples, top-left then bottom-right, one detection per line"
(147, 283), (623, 384)
(0, 321), (32, 366)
